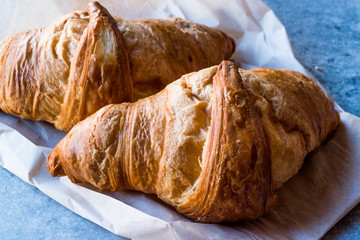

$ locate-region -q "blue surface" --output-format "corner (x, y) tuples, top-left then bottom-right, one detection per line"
(0, 168), (124, 240)
(0, 0), (359, 239)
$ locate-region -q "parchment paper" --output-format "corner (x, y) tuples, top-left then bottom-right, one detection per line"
(1, 0), (360, 239)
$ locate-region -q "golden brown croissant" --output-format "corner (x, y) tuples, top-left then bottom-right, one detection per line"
(0, 1), (234, 132)
(47, 61), (339, 222)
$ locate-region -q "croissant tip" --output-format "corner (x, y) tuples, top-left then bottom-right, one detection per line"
(217, 60), (239, 80)
(87, 1), (106, 16)
(218, 60), (231, 70)
(47, 147), (65, 177)
(88, 1), (100, 8)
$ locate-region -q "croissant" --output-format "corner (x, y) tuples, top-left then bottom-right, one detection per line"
(0, 1), (234, 132)
(47, 61), (339, 222)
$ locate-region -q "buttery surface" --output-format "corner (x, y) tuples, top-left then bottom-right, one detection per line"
(48, 61), (340, 222)
(0, 2), (234, 132)
(0, 0), (357, 238)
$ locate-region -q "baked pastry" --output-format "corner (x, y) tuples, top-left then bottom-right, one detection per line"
(0, 1), (235, 132)
(47, 61), (340, 222)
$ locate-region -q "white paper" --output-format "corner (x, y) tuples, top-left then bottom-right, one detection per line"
(1, 0), (359, 239)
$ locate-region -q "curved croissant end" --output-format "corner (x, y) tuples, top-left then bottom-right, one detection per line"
(176, 62), (273, 222)
(56, 2), (132, 131)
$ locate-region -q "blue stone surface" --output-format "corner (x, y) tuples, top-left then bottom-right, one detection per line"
(0, 168), (124, 239)
(0, 0), (359, 239)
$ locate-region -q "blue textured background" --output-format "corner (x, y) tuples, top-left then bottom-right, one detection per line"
(0, 0), (359, 239)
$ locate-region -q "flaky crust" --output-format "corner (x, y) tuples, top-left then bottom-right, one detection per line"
(48, 61), (340, 222)
(0, 2), (235, 132)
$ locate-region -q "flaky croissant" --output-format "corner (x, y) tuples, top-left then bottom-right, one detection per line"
(47, 61), (339, 222)
(0, 2), (234, 132)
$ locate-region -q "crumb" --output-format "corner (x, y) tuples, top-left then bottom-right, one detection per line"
(315, 66), (324, 72)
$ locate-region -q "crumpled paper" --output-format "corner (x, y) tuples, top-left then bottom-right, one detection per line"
(1, 0), (360, 239)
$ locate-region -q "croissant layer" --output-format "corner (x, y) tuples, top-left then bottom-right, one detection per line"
(48, 61), (340, 222)
(0, 1), (235, 131)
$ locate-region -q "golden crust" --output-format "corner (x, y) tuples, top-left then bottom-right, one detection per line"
(56, 2), (132, 131)
(240, 68), (340, 188)
(0, 2), (235, 131)
(48, 61), (340, 222)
